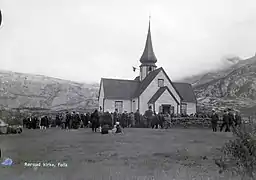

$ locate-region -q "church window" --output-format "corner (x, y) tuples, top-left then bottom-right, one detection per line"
(148, 66), (152, 72)
(115, 101), (123, 113)
(158, 79), (164, 87)
(181, 103), (187, 115)
(159, 105), (163, 113)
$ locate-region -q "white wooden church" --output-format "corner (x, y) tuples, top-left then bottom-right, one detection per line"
(98, 21), (197, 115)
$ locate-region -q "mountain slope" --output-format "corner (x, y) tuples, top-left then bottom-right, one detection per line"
(0, 70), (99, 111)
(187, 55), (256, 114)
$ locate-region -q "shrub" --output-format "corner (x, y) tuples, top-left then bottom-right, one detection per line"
(216, 122), (256, 180)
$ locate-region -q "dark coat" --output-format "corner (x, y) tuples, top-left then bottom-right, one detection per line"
(91, 112), (100, 126)
(222, 114), (229, 124)
(228, 112), (234, 125)
(144, 110), (153, 118)
(113, 112), (119, 123)
(211, 113), (219, 124)
(235, 114), (242, 125)
(135, 112), (140, 122)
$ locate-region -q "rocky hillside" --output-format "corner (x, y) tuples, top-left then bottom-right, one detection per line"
(0, 70), (99, 112)
(183, 55), (256, 115)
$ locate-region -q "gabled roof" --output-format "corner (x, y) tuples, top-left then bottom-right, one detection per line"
(148, 86), (179, 104)
(133, 68), (162, 97)
(133, 67), (183, 100)
(101, 78), (139, 100)
(173, 82), (197, 103)
(140, 20), (157, 65)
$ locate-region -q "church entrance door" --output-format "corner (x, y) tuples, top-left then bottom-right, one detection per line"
(162, 105), (174, 115)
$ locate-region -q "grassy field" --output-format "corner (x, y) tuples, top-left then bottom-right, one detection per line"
(0, 128), (237, 180)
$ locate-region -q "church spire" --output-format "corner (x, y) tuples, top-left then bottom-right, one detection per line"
(139, 17), (157, 65)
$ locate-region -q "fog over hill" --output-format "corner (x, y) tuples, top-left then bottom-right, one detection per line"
(181, 55), (256, 115)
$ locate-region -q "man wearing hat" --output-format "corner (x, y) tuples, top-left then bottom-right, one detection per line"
(211, 109), (219, 132)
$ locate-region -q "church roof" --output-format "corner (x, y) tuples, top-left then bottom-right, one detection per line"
(148, 86), (179, 104)
(133, 68), (162, 97)
(100, 68), (196, 103)
(101, 77), (196, 103)
(101, 78), (140, 100)
(140, 20), (157, 64)
(172, 82), (197, 103)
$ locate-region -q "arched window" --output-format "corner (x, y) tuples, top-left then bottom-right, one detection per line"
(148, 66), (152, 72)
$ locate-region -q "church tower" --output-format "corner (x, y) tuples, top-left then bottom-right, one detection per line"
(139, 19), (157, 81)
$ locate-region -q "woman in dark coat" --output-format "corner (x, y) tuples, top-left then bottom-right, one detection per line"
(91, 110), (99, 132)
(40, 116), (45, 129)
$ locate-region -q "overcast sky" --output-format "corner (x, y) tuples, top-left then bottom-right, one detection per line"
(1, 0), (256, 83)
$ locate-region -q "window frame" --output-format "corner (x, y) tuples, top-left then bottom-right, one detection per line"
(158, 79), (164, 87)
(114, 101), (123, 113)
(180, 103), (187, 115)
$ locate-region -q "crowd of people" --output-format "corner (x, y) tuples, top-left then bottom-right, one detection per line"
(22, 106), (243, 134)
(211, 108), (242, 132)
(22, 109), (124, 134)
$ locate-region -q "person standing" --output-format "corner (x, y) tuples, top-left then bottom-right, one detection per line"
(235, 111), (242, 128)
(144, 106), (153, 128)
(65, 112), (70, 129)
(61, 112), (67, 129)
(134, 109), (140, 127)
(151, 112), (159, 129)
(220, 110), (230, 132)
(211, 109), (219, 132)
(91, 110), (99, 132)
(45, 116), (49, 129)
(228, 109), (235, 130)
(113, 109), (118, 125)
(56, 114), (61, 127)
(158, 112), (164, 129)
(130, 112), (135, 127)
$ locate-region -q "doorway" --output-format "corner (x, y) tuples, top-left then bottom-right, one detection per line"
(162, 105), (174, 115)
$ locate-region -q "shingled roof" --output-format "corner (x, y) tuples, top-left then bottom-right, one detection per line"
(148, 86), (179, 104)
(172, 82), (197, 103)
(101, 78), (139, 100)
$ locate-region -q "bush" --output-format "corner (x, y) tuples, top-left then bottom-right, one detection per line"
(216, 123), (256, 180)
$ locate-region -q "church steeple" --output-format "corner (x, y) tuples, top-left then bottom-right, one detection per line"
(139, 17), (157, 81)
(140, 18), (157, 65)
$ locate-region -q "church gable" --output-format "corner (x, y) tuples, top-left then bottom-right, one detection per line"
(136, 67), (182, 101)
(156, 68), (182, 102)
(138, 68), (182, 113)
(148, 86), (179, 104)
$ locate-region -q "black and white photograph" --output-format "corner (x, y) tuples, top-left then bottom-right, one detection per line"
(0, 0), (256, 179)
